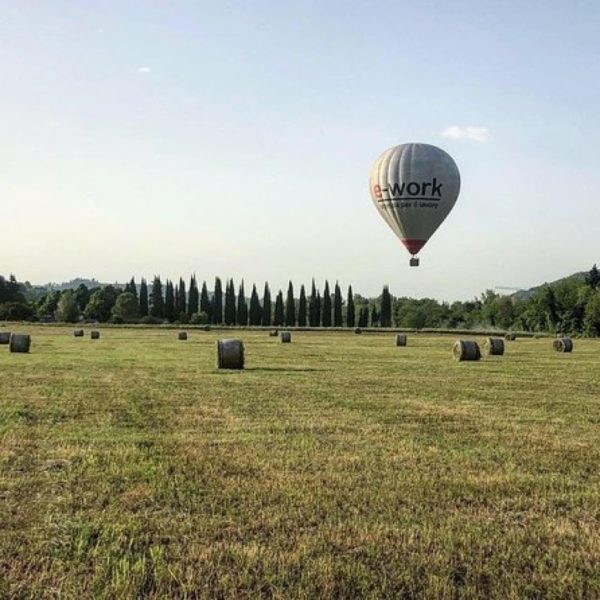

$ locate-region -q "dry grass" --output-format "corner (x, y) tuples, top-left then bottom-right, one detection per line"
(0, 327), (599, 598)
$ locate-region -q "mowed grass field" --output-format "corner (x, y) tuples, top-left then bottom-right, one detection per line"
(1, 327), (599, 599)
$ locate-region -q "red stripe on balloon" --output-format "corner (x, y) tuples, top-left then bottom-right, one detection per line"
(401, 239), (427, 255)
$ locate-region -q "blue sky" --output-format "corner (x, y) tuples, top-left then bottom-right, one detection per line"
(2, 1), (599, 299)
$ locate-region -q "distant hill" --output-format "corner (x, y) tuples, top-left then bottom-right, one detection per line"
(511, 270), (589, 300)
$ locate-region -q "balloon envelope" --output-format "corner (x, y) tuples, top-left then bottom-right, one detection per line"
(369, 143), (460, 257)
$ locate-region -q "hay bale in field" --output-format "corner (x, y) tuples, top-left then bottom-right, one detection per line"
(354, 327), (362, 334)
(452, 340), (481, 361)
(202, 325), (211, 332)
(395, 334), (407, 347)
(504, 332), (516, 341)
(484, 337), (504, 356)
(9, 334), (31, 353)
(73, 329), (84, 337)
(178, 331), (188, 341)
(553, 337), (573, 353)
(0, 331), (11, 345)
(91, 330), (100, 340)
(217, 339), (244, 369)
(269, 329), (278, 337)
(280, 331), (291, 343)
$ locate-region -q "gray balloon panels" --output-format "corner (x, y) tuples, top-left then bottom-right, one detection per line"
(369, 143), (460, 255)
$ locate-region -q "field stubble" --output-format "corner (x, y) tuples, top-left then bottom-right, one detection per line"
(0, 327), (598, 598)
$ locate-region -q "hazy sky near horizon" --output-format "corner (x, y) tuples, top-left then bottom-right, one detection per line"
(2, 1), (599, 300)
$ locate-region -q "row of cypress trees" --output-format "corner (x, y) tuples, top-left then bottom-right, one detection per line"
(126, 275), (393, 327)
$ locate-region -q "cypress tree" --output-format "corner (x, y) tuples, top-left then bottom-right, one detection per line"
(308, 279), (318, 326)
(177, 277), (186, 317)
(273, 291), (284, 326)
(322, 281), (332, 327)
(315, 291), (322, 326)
(370, 305), (380, 327)
(249, 284), (262, 325)
(333, 281), (343, 326)
(262, 283), (272, 326)
(200, 280), (212, 321)
(188, 274), (199, 317)
(224, 279), (236, 325)
(346, 285), (355, 327)
(298, 285), (307, 327)
(150, 276), (164, 318)
(237, 280), (248, 326)
(165, 280), (175, 322)
(285, 281), (296, 326)
(212, 277), (223, 324)
(174, 283), (179, 318)
(139, 278), (149, 317)
(380, 285), (392, 327)
(358, 306), (369, 327)
(125, 276), (137, 300)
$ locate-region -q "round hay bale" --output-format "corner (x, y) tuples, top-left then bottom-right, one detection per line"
(202, 325), (211, 332)
(269, 329), (279, 337)
(9, 334), (31, 354)
(74, 329), (84, 337)
(395, 334), (407, 347)
(280, 331), (291, 343)
(553, 337), (573, 353)
(178, 331), (188, 341)
(354, 327), (362, 334)
(484, 337), (504, 356)
(452, 340), (481, 361)
(504, 332), (516, 341)
(91, 330), (100, 340)
(217, 339), (244, 369)
(0, 332), (11, 345)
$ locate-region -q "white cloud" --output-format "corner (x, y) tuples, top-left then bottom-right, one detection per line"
(137, 67), (151, 73)
(441, 125), (490, 142)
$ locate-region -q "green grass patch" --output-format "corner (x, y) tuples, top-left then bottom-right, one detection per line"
(0, 327), (598, 598)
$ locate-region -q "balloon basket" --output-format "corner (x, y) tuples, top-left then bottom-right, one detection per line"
(409, 257), (420, 267)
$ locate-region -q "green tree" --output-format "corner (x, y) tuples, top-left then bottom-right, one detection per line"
(584, 289), (600, 336)
(54, 290), (80, 323)
(333, 282), (343, 326)
(249, 284), (262, 325)
(298, 285), (307, 327)
(346, 286), (355, 327)
(585, 264), (600, 290)
(164, 280), (175, 322)
(0, 274), (24, 303)
(139, 278), (149, 317)
(322, 281), (332, 327)
(111, 292), (139, 323)
(177, 277), (186, 317)
(308, 279), (318, 327)
(315, 291), (322, 326)
(85, 286), (118, 322)
(200, 281), (212, 322)
(358, 306), (369, 327)
(273, 291), (284, 326)
(188, 275), (199, 317)
(380, 285), (392, 327)
(262, 283), (271, 326)
(74, 284), (90, 312)
(237, 280), (248, 326)
(224, 279), (236, 325)
(150, 276), (164, 318)
(212, 277), (223, 324)
(125, 277), (137, 300)
(370, 305), (380, 327)
(285, 281), (296, 326)
(36, 290), (62, 318)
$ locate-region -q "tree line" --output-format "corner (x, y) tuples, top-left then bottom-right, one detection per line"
(2, 265), (600, 334)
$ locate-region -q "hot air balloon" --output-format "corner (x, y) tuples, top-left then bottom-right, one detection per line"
(369, 143), (460, 266)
